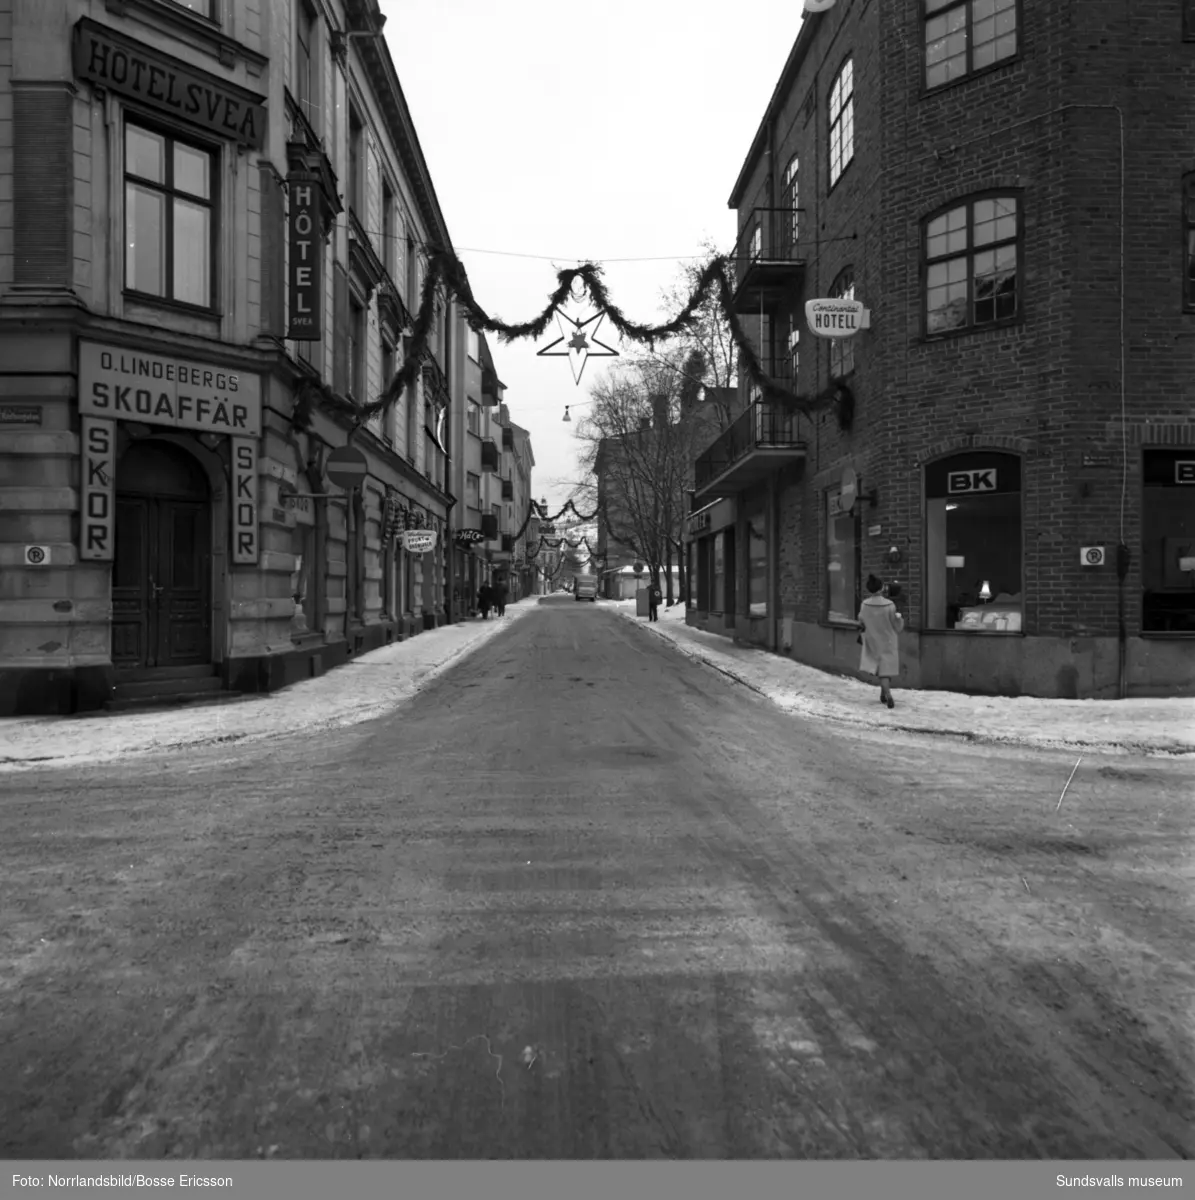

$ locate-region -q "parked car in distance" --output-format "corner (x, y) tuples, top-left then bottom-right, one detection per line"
(573, 573), (598, 602)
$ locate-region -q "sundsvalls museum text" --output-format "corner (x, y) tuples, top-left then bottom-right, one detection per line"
(12, 1175), (233, 1188)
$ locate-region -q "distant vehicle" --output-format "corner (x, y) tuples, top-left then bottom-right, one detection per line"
(573, 573), (598, 602)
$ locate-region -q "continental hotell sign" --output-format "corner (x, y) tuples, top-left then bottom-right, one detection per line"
(77, 342), (263, 566)
(72, 19), (266, 150)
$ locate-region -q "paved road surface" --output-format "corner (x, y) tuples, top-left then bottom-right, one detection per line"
(1, 596), (1192, 1159)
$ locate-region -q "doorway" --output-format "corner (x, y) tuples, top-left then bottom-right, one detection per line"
(112, 439), (212, 669)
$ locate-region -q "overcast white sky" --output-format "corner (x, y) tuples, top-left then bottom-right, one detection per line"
(383, 0), (804, 512)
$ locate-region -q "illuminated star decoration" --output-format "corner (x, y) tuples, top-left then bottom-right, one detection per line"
(536, 309), (619, 385)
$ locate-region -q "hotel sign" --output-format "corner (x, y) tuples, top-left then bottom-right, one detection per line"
(72, 20), (266, 150)
(402, 530), (438, 554)
(287, 174), (322, 341)
(805, 298), (870, 338)
(79, 342), (262, 437)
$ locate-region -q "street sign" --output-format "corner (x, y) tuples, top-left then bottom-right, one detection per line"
(325, 445), (368, 490)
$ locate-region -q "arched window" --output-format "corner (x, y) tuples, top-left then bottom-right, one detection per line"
(828, 58), (854, 188)
(783, 155), (800, 251)
(829, 268), (856, 378)
(925, 451), (1023, 631)
(924, 194), (1021, 335)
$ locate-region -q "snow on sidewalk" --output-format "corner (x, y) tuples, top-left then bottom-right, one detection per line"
(609, 598), (1195, 758)
(0, 599), (537, 772)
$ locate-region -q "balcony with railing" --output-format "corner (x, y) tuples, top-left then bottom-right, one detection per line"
(693, 397), (807, 502)
(730, 206), (806, 315)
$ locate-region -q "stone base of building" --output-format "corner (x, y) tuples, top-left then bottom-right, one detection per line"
(686, 610), (1195, 700)
(0, 665), (117, 717)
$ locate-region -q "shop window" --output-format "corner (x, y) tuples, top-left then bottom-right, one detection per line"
(829, 269), (856, 378)
(925, 0), (1017, 91)
(290, 523), (316, 637)
(747, 513), (768, 618)
(925, 194), (1021, 335)
(825, 486), (859, 624)
(1142, 449), (1195, 632)
(711, 532), (726, 613)
(925, 451), (1022, 631)
(124, 122), (214, 309)
(688, 544), (698, 607)
(829, 56), (854, 189)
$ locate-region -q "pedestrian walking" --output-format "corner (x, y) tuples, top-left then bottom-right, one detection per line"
(493, 580), (508, 617)
(648, 582), (662, 622)
(478, 583), (492, 620)
(858, 573), (904, 709)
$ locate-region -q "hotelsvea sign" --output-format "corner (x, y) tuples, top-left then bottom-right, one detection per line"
(287, 174), (322, 341)
(78, 341), (262, 436)
(805, 298), (870, 339)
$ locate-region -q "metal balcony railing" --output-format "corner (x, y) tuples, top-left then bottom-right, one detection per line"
(729, 206), (806, 314)
(693, 399), (805, 494)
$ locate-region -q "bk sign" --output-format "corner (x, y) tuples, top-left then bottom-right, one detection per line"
(947, 469), (997, 494)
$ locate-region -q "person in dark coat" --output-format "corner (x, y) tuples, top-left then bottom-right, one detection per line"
(648, 581), (662, 621)
(493, 580), (508, 617)
(478, 583), (492, 619)
(858, 574), (904, 709)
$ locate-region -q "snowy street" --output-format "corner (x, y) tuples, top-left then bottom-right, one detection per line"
(1, 595), (1192, 1159)
(2, 595), (1192, 772)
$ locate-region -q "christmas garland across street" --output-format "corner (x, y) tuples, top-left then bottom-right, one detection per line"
(291, 251), (855, 436)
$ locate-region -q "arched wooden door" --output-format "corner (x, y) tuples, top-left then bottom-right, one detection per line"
(112, 440), (212, 669)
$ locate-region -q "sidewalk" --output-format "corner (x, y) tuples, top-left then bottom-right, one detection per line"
(0, 599), (537, 773)
(609, 598), (1195, 758)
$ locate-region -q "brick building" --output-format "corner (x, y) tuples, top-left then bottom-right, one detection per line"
(0, 0), (524, 715)
(687, 0), (1195, 698)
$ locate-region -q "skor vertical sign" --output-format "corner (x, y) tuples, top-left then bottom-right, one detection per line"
(80, 417), (116, 561)
(231, 437), (259, 565)
(287, 173), (322, 341)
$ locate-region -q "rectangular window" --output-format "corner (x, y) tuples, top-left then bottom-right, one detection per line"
(405, 388), (417, 463)
(382, 179), (395, 276)
(466, 472), (480, 510)
(348, 107), (364, 216)
(1185, 176), (1195, 310)
(747, 513), (768, 618)
(688, 543), (698, 607)
(925, 195), (1020, 335)
(825, 487), (858, 624)
(169, 0), (214, 17)
(467, 399), (480, 434)
(124, 122), (214, 309)
(295, 0), (315, 124)
(829, 57), (855, 188)
(829, 270), (856, 377)
(925, 0), (1018, 90)
(349, 297), (365, 399)
(1142, 449), (1195, 632)
(381, 340), (395, 443)
(925, 452), (1023, 631)
(467, 326), (480, 361)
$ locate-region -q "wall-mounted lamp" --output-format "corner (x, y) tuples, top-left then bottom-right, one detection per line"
(886, 545), (903, 565)
(562, 406), (571, 422)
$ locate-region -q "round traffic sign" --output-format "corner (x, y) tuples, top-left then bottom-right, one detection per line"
(325, 444), (368, 490)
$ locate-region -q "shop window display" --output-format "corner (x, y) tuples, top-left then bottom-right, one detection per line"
(925, 451), (1022, 631)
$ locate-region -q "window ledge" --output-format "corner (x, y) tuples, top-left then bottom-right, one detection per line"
(917, 316), (1023, 345)
(920, 55), (1020, 101)
(124, 290), (221, 320)
(1139, 630), (1195, 639)
(103, 0), (269, 72)
(919, 627), (1026, 637)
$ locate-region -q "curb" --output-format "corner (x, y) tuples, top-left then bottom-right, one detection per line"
(0, 603), (538, 772)
(608, 604), (1195, 759)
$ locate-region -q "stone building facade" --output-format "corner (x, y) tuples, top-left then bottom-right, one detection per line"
(0, 0), (518, 714)
(687, 0), (1195, 698)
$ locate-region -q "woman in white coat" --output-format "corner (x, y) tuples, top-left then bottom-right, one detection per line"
(858, 574), (904, 709)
